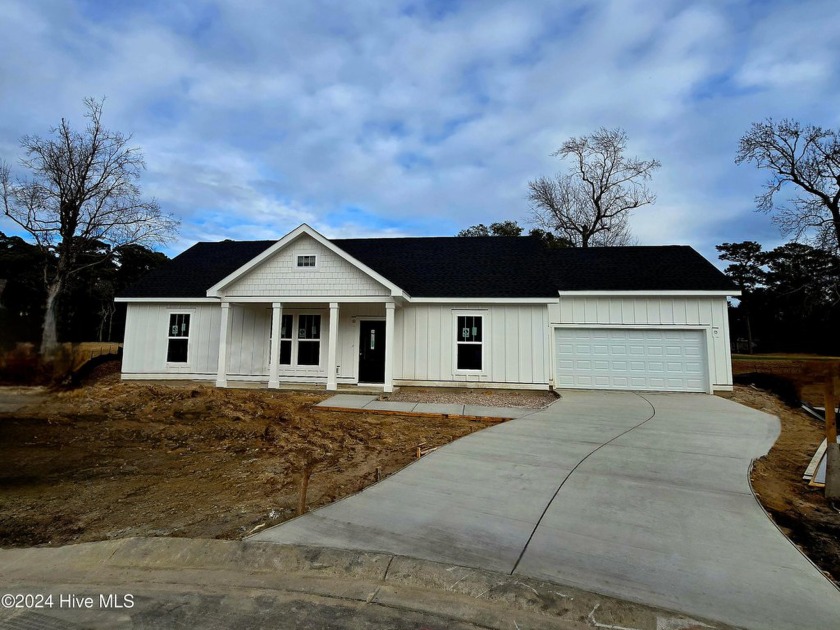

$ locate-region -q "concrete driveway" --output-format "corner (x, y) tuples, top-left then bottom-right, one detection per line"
(253, 390), (840, 629)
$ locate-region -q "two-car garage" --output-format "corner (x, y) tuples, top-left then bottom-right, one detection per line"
(553, 327), (710, 393)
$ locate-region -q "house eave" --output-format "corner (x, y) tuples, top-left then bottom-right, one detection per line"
(556, 290), (740, 297)
(115, 297), (220, 303)
(407, 297), (557, 304)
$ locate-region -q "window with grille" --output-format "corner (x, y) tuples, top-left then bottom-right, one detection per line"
(456, 315), (482, 371)
(296, 255), (317, 268)
(167, 313), (190, 363)
(270, 314), (294, 365)
(297, 314), (321, 365)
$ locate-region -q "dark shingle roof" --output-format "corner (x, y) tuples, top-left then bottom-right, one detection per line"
(118, 235), (736, 298)
(118, 240), (275, 298)
(334, 236), (558, 297)
(543, 245), (737, 292)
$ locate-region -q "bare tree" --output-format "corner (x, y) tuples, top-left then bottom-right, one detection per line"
(529, 128), (660, 247)
(1, 98), (178, 355)
(736, 119), (840, 253)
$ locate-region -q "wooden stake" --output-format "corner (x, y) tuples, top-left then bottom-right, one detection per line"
(826, 371), (838, 444)
(824, 366), (840, 501)
(298, 466), (312, 515)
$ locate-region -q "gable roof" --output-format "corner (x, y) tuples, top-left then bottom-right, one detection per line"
(118, 235), (736, 299)
(205, 224), (405, 297)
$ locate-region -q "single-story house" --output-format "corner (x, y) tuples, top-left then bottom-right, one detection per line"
(116, 224), (738, 393)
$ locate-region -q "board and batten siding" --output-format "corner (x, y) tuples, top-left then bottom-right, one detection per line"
(223, 234), (389, 298)
(122, 303), (221, 377)
(548, 296), (733, 389)
(392, 304), (551, 388)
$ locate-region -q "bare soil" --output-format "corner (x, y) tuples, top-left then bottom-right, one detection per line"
(0, 367), (489, 548)
(386, 386), (556, 409)
(733, 385), (840, 583)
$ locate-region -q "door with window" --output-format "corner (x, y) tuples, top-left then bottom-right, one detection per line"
(358, 320), (386, 383)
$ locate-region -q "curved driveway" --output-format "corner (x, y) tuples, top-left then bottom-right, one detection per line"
(253, 390), (840, 629)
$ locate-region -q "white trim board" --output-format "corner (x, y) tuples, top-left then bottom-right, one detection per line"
(557, 290), (739, 297)
(116, 297), (219, 303)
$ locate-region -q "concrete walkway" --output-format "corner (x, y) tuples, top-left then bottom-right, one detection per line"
(253, 390), (840, 630)
(316, 393), (536, 419)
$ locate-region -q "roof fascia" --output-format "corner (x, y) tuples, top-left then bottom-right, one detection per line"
(408, 297), (556, 303)
(557, 290), (740, 297)
(115, 297), (220, 303)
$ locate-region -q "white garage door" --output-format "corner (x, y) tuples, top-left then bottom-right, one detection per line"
(554, 328), (708, 392)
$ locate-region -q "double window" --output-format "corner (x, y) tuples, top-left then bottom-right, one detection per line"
(272, 313), (321, 367)
(456, 314), (483, 371)
(167, 313), (190, 363)
(296, 255), (317, 268)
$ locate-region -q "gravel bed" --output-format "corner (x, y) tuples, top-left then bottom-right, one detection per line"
(384, 387), (557, 409)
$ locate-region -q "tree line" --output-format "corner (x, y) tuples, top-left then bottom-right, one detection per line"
(0, 231), (167, 349)
(717, 241), (839, 355)
(2, 98), (840, 356)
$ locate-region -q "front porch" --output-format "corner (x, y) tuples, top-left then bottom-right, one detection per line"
(214, 298), (397, 392)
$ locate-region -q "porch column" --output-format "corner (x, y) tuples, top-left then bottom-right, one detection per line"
(268, 302), (283, 389)
(326, 302), (340, 391)
(384, 301), (395, 393)
(216, 302), (231, 387)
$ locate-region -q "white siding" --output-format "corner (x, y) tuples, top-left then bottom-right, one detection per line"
(228, 304), (270, 376)
(224, 235), (389, 298)
(122, 303), (221, 376)
(122, 302), (336, 381)
(392, 304), (550, 387)
(548, 296), (733, 389)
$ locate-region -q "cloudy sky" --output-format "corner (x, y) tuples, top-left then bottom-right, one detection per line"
(1, 0), (838, 263)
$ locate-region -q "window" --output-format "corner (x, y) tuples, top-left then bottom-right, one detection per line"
(296, 314), (321, 365)
(456, 315), (482, 371)
(270, 313), (293, 365)
(167, 313), (190, 363)
(279, 314), (293, 365)
(296, 255), (317, 268)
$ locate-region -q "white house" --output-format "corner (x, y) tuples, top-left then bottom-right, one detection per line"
(116, 224), (738, 394)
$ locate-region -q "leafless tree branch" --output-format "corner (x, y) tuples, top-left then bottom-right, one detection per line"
(1, 97), (178, 354)
(736, 118), (840, 254)
(529, 128), (659, 247)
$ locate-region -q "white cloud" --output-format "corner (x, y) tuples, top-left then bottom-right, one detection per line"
(1, 0), (839, 266)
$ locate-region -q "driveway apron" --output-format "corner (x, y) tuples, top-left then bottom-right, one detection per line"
(252, 390), (840, 629)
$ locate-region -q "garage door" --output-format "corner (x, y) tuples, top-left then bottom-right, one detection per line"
(554, 328), (708, 392)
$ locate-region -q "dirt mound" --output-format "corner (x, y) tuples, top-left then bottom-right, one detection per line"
(0, 384), (489, 547)
(737, 385), (840, 583)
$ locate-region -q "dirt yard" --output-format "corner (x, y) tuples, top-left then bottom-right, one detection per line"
(0, 368), (490, 548)
(733, 385), (840, 583)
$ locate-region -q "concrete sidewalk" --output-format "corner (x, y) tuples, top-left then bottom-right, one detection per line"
(0, 537), (726, 629)
(316, 393), (537, 419)
(254, 390), (840, 630)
